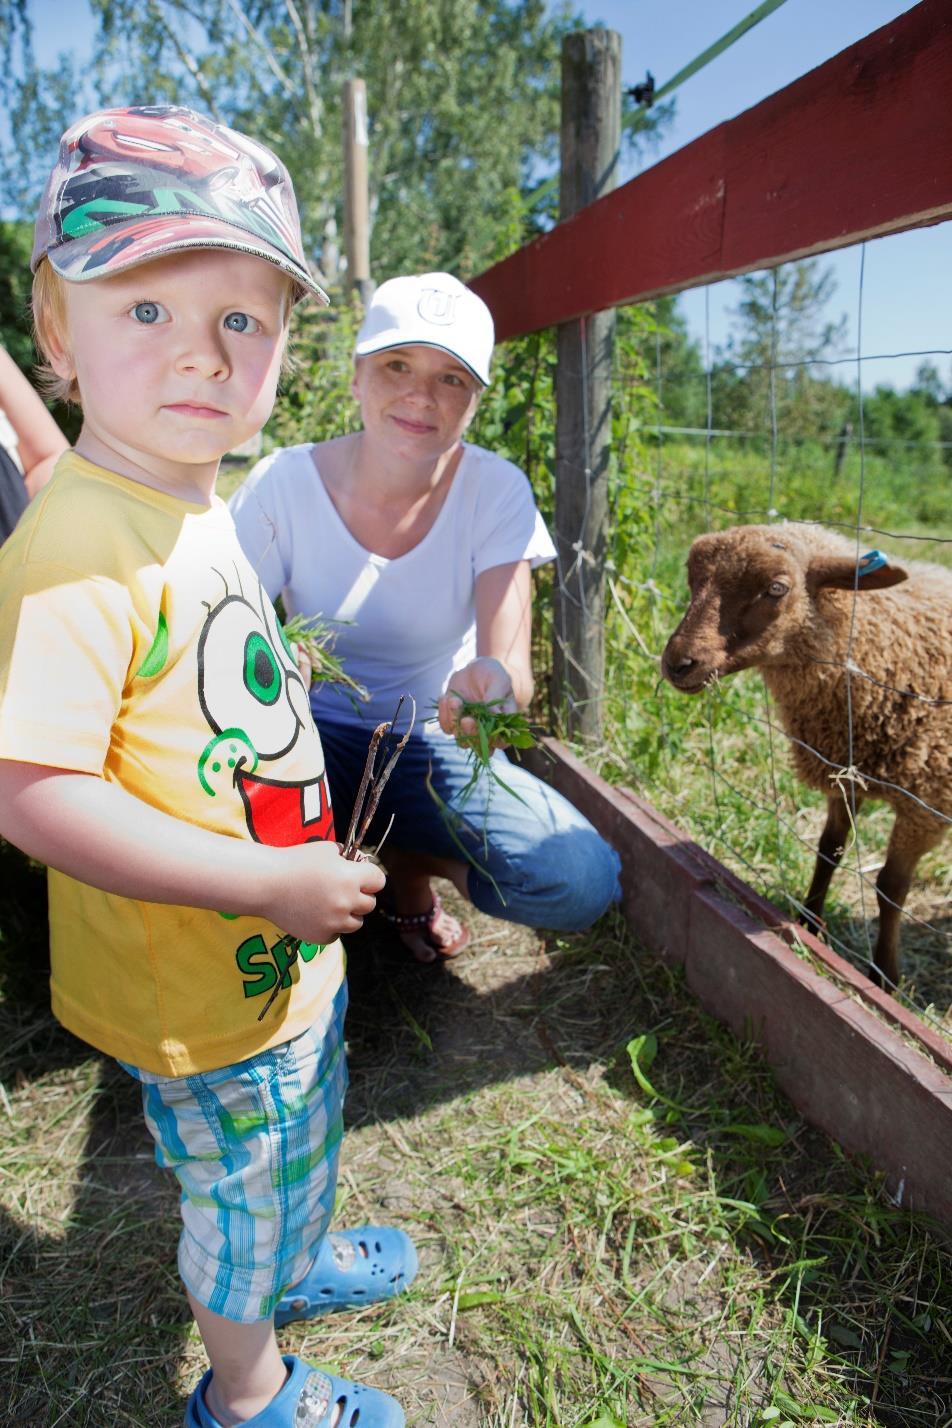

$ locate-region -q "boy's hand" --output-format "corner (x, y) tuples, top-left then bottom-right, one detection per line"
(0, 762), (385, 943)
(262, 840), (386, 945)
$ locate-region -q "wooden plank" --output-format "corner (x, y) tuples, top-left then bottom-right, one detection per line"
(471, 0), (952, 340)
(686, 891), (952, 1223)
(534, 738), (952, 1073)
(342, 78), (373, 305)
(522, 736), (952, 1228)
(553, 30), (621, 741)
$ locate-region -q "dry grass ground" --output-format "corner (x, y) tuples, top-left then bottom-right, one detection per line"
(0, 856), (950, 1427)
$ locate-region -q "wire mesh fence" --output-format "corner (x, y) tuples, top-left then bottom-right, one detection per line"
(481, 227), (951, 1042)
(653, 247), (947, 1036)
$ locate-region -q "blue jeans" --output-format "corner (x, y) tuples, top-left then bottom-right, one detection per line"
(318, 718), (621, 931)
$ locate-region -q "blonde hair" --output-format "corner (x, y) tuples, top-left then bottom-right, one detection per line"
(32, 260), (78, 405)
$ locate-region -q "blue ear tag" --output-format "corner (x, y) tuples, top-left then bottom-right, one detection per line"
(857, 549), (888, 577)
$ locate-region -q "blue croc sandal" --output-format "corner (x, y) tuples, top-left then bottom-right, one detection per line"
(184, 1353), (405, 1428)
(274, 1226), (418, 1327)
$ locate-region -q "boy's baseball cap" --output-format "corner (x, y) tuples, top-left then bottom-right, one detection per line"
(32, 105), (327, 304)
(354, 273), (494, 385)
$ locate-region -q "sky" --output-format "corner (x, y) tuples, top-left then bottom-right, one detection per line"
(25, 0), (949, 391)
(572, 0), (949, 391)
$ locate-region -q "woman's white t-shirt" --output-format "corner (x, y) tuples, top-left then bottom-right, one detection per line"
(229, 442), (556, 727)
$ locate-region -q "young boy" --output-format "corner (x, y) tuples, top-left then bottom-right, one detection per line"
(0, 106), (414, 1428)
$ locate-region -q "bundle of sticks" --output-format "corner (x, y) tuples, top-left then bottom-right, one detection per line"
(257, 696), (416, 1022)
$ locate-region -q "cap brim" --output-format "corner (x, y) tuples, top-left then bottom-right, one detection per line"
(354, 334), (489, 385)
(44, 216), (329, 305)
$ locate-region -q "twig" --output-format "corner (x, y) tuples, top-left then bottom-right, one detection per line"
(869, 1312), (892, 1409)
(342, 696), (416, 858)
(257, 697), (415, 1022)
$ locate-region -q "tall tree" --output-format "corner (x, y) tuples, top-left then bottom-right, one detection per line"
(2, 2), (673, 287)
(713, 259), (849, 438)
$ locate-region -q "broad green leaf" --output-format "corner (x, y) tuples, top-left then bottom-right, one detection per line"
(457, 1290), (505, 1310)
(626, 1035), (691, 1112)
(722, 1122), (789, 1146)
(628, 1032), (658, 1071)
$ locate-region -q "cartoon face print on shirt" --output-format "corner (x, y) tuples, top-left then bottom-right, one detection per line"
(196, 568), (335, 847)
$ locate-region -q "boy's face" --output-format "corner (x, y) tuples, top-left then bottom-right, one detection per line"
(50, 249), (289, 499)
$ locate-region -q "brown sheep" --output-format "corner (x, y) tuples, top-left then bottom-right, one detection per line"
(661, 523), (952, 990)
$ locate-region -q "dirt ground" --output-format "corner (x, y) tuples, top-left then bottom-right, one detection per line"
(1, 864), (949, 1426)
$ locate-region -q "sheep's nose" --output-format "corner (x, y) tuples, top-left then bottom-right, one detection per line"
(666, 655), (696, 681)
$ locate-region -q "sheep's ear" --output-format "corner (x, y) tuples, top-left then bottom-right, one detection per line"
(807, 553), (908, 592)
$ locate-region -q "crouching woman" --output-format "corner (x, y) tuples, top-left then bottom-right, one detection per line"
(231, 272), (621, 962)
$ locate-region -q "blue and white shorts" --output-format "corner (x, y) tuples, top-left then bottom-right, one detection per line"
(120, 982), (348, 1323)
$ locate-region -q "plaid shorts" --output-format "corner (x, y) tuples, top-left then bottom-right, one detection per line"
(120, 982), (348, 1323)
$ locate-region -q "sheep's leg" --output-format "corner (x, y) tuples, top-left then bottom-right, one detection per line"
(802, 793), (859, 935)
(873, 816), (944, 990)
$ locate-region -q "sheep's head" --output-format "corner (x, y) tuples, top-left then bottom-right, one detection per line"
(661, 526), (908, 693)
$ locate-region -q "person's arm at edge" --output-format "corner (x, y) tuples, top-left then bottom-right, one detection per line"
(0, 759), (385, 945)
(0, 347), (68, 499)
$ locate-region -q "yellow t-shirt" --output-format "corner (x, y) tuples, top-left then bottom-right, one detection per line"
(0, 452), (345, 1075)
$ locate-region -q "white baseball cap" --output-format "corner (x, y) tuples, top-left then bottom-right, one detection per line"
(354, 272), (495, 385)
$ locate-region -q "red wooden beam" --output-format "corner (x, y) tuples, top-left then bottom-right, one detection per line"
(471, 0), (952, 341)
(533, 737), (952, 1230)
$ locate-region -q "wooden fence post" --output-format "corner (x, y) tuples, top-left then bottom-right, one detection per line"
(343, 78), (373, 305)
(552, 29), (621, 742)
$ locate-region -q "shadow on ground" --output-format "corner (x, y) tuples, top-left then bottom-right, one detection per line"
(0, 862), (949, 1426)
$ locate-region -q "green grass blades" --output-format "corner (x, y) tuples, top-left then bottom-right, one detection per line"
(426, 697), (539, 900)
(281, 612), (369, 705)
(1, 898), (950, 1423)
(446, 696), (537, 812)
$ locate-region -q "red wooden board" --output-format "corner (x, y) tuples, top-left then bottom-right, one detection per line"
(530, 736), (952, 1230)
(471, 0), (952, 340)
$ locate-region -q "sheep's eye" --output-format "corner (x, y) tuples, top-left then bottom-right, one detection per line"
(767, 580), (789, 598)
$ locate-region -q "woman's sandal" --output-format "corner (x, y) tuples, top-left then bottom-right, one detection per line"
(185, 1353), (404, 1427)
(274, 1225), (418, 1327)
(378, 892), (470, 964)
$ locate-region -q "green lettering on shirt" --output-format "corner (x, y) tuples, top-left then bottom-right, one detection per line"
(235, 934), (277, 998)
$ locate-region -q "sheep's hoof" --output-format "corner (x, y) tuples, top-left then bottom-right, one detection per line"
(868, 963), (897, 996)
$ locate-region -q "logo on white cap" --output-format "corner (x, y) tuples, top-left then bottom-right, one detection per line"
(417, 289), (457, 326)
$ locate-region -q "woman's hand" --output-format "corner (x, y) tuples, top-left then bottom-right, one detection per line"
(438, 656), (516, 746)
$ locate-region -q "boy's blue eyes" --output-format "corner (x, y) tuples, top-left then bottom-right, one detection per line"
(224, 312), (259, 333)
(129, 303), (260, 333)
(133, 301), (164, 325)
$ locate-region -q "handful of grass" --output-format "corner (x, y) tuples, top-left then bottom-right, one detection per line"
(427, 695), (539, 901)
(282, 612), (369, 704)
(452, 696), (537, 771)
